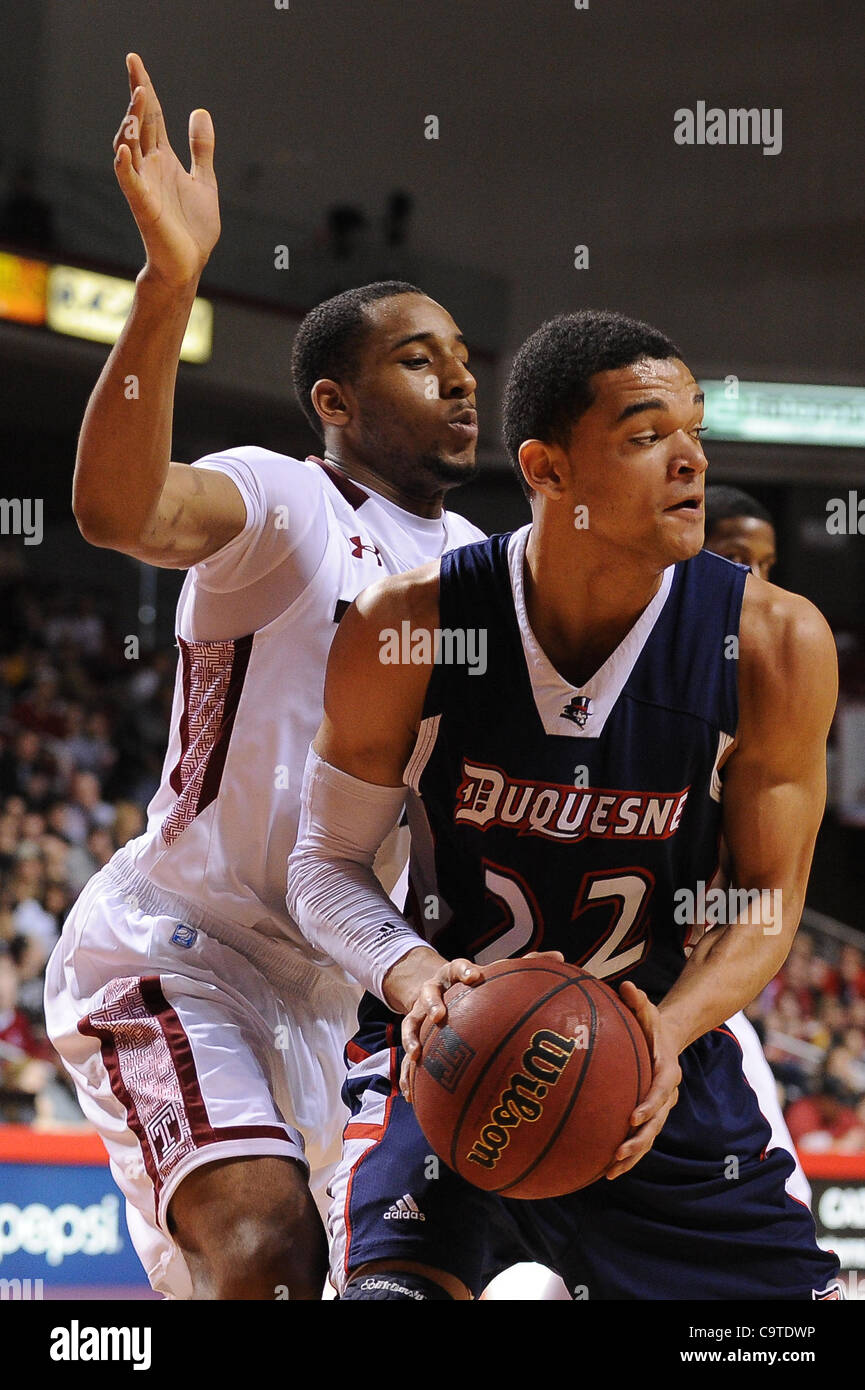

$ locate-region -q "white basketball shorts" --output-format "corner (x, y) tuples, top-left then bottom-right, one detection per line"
(44, 867), (359, 1298)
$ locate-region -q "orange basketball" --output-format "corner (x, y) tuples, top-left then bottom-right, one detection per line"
(411, 958), (651, 1199)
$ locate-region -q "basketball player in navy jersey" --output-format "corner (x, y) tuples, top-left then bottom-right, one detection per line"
(289, 311), (842, 1300)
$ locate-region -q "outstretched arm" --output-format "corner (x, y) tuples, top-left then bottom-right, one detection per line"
(73, 54), (243, 567)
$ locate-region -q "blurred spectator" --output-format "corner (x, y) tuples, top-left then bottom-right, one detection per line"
(43, 595), (105, 658)
(0, 728), (58, 801)
(838, 943), (865, 1004)
(56, 704), (117, 779)
(63, 770), (115, 845)
(0, 937), (53, 1123)
(113, 800), (145, 846)
(86, 826), (115, 873)
(125, 648), (174, 707)
(38, 829), (70, 881)
(808, 995), (848, 1050)
(786, 1072), (862, 1152)
(9, 880), (58, 969)
(11, 668), (68, 738)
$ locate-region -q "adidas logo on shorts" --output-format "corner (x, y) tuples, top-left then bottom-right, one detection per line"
(383, 1194), (425, 1222)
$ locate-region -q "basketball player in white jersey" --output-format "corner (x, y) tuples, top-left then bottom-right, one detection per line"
(44, 53), (483, 1300)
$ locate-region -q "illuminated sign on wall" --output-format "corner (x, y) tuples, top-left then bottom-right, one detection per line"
(45, 264), (213, 362)
(702, 380), (865, 449)
(0, 251), (48, 325)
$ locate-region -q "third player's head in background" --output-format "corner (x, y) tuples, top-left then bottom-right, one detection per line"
(703, 485), (777, 580)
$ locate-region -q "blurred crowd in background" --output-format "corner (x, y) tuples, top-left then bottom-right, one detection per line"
(0, 576), (172, 1124)
(750, 932), (865, 1152)
(1, 575), (864, 1156)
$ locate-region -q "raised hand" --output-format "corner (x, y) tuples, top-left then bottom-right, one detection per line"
(112, 52), (220, 288)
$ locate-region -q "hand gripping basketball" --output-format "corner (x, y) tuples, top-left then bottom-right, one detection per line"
(603, 980), (682, 1180)
(400, 951), (565, 1103)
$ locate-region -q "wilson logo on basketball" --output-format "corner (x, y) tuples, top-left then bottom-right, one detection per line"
(466, 1027), (582, 1171)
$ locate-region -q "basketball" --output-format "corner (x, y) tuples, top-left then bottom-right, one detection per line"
(411, 958), (652, 1199)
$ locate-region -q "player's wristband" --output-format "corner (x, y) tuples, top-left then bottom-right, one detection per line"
(287, 747), (426, 1001)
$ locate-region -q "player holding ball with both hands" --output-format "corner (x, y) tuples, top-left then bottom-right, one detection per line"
(289, 312), (842, 1301)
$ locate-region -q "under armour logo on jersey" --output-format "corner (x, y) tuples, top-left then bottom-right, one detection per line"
(561, 695), (592, 728)
(349, 535), (383, 566)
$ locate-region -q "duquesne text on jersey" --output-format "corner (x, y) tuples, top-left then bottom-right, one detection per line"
(454, 759), (690, 842)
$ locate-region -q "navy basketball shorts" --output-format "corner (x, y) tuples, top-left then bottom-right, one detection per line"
(328, 1003), (841, 1300)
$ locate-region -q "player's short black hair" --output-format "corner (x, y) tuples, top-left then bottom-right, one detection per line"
(502, 310), (681, 495)
(291, 280), (425, 436)
(704, 485), (775, 538)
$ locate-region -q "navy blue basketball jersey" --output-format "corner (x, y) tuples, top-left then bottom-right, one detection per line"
(401, 526), (747, 1002)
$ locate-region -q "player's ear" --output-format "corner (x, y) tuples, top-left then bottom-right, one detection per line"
(518, 438), (567, 500)
(311, 378), (352, 431)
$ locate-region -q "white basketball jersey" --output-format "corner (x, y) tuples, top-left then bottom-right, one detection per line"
(111, 448), (484, 964)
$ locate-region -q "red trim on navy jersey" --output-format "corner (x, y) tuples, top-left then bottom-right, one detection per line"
(343, 1026), (401, 1279)
(344, 1122), (384, 1141)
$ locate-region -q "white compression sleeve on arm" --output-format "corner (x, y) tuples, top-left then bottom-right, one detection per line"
(287, 747), (430, 1001)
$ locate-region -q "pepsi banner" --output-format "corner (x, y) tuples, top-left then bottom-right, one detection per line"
(0, 1129), (151, 1298)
